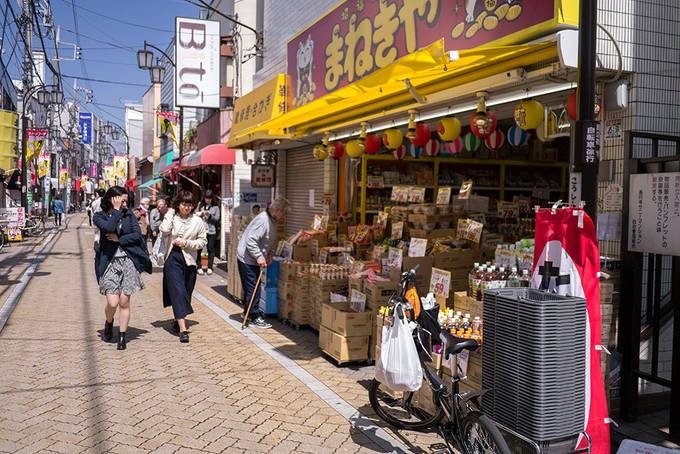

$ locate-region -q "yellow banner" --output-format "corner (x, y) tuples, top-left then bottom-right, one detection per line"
(104, 165), (114, 184)
(37, 153), (50, 178)
(113, 155), (127, 179)
(232, 74), (288, 137)
(27, 139), (45, 162)
(59, 168), (68, 186)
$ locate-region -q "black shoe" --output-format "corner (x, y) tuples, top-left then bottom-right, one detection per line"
(179, 331), (189, 343)
(250, 317), (272, 329)
(103, 320), (113, 342)
(172, 321), (180, 333)
(117, 332), (126, 350)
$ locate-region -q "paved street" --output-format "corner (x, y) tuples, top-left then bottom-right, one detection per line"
(0, 215), (439, 453)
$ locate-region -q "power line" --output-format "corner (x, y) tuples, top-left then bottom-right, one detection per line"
(57, 0), (174, 33)
(61, 27), (136, 53)
(31, 3), (61, 87)
(61, 73), (149, 87)
(5, 0), (46, 88)
(80, 58), (138, 67)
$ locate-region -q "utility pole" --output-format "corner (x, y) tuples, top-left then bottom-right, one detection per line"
(20, 0), (33, 213)
(574, 0), (599, 225)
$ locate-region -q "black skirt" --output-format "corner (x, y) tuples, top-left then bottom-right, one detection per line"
(162, 247), (197, 319)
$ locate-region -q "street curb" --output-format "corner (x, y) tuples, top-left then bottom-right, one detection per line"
(0, 230), (59, 334)
(193, 290), (410, 454)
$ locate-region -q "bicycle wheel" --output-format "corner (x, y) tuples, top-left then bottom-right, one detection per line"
(31, 219), (45, 236)
(462, 412), (511, 454)
(368, 379), (443, 431)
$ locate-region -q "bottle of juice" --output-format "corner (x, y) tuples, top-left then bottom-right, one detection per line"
(508, 267), (521, 288)
(468, 262), (480, 297)
(497, 267), (507, 289)
(520, 269), (531, 288)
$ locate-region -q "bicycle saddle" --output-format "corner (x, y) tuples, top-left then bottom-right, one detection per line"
(440, 330), (479, 357)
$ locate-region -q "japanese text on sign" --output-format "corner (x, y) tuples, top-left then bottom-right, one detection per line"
(251, 164), (276, 188)
(429, 267), (451, 297)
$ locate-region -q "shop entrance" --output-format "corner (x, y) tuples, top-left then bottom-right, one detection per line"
(619, 131), (679, 443)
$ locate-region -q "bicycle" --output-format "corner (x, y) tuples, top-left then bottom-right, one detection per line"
(22, 213), (46, 237)
(368, 265), (511, 454)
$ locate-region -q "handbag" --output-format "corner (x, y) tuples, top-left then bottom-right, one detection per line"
(151, 233), (167, 267)
(374, 303), (423, 392)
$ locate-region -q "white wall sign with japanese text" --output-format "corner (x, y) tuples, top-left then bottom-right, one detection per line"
(569, 172), (582, 207)
(350, 289), (366, 313)
(175, 18), (220, 108)
(408, 238), (427, 257)
(628, 172), (680, 256)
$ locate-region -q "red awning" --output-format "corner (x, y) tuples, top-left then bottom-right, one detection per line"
(180, 144), (236, 169)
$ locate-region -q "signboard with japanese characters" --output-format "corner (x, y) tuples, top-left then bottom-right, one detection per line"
(232, 74), (288, 135)
(436, 186), (452, 205)
(175, 18), (220, 108)
(605, 119), (622, 140)
(391, 221), (404, 240)
(429, 267), (451, 297)
(408, 238), (427, 257)
(569, 172), (582, 207)
(251, 164), (276, 188)
(628, 172), (680, 256)
(407, 186), (426, 203)
(350, 289), (367, 313)
(387, 246), (403, 270)
(0, 207), (25, 227)
(287, 0), (578, 107)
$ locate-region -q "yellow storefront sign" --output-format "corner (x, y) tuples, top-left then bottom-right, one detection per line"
(231, 74), (289, 138)
(0, 109), (18, 172)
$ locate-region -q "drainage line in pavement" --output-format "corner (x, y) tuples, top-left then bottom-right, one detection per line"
(193, 290), (410, 454)
(0, 231), (59, 333)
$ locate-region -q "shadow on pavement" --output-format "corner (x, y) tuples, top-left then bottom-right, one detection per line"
(150, 319), (199, 337)
(96, 325), (149, 342)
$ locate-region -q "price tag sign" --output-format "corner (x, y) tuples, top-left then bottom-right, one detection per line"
(391, 221), (404, 240)
(350, 289), (367, 313)
(436, 187), (452, 205)
(458, 179), (473, 200)
(429, 267), (451, 297)
(497, 202), (520, 219)
(367, 175), (384, 189)
(457, 219), (484, 243)
(408, 238), (428, 257)
(408, 187), (426, 203)
(387, 246), (403, 271)
(391, 186), (408, 202)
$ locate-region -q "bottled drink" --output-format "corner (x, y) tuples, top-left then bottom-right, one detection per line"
(520, 269), (531, 288)
(468, 262), (480, 297)
(497, 267), (507, 289)
(508, 267), (521, 288)
(473, 265), (486, 301)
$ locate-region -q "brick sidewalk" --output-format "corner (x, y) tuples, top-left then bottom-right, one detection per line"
(0, 214), (439, 453)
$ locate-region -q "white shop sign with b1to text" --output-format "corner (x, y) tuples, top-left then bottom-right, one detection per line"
(628, 172), (680, 256)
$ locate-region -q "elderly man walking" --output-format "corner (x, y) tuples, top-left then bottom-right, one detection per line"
(236, 198), (288, 328)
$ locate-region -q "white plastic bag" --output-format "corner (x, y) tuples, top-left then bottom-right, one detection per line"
(151, 234), (167, 267)
(374, 304), (423, 392)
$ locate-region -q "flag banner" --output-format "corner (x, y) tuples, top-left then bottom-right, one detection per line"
(113, 155), (127, 179)
(532, 208), (610, 453)
(59, 168), (68, 186)
(103, 165), (115, 184)
(37, 153), (50, 178)
(27, 138), (45, 161)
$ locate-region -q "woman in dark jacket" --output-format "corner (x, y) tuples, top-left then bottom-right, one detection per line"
(94, 186), (152, 350)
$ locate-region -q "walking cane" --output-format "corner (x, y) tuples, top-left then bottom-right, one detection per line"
(242, 267), (264, 330)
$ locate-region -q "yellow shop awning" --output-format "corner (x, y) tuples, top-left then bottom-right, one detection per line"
(231, 39), (559, 147)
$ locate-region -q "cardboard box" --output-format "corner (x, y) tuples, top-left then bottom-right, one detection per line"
(452, 195), (489, 213)
(401, 256), (434, 292)
(413, 379), (439, 415)
(293, 242), (312, 261)
(321, 302), (373, 337)
(453, 292), (483, 317)
(349, 276), (364, 293)
(442, 349), (482, 391)
(433, 249), (483, 272)
(364, 280), (399, 302)
(319, 325), (369, 363)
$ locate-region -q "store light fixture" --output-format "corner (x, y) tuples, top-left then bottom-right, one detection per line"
(329, 81), (576, 141)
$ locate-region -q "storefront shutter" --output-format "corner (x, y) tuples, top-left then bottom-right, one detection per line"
(284, 146), (325, 236)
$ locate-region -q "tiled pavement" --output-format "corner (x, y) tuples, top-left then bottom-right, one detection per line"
(0, 215), (441, 453)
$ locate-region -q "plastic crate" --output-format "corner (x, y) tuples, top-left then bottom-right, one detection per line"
(265, 261), (280, 288)
(261, 288), (278, 315)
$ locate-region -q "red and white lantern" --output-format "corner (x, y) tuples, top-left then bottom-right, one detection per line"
(392, 144), (407, 160)
(484, 129), (505, 151)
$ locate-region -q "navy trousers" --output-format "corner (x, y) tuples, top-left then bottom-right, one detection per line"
(163, 247), (197, 320)
(237, 260), (262, 321)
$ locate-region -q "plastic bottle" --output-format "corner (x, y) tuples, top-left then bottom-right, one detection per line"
(468, 262), (480, 297)
(497, 267), (507, 289)
(475, 265), (487, 301)
(520, 269), (531, 288)
(508, 267), (521, 288)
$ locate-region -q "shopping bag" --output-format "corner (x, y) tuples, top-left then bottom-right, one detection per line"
(151, 234), (167, 267)
(374, 303), (423, 392)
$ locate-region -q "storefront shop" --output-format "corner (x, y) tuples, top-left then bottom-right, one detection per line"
(226, 1), (623, 451)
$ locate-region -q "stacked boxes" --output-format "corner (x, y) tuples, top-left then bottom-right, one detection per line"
(433, 249), (484, 293)
(309, 276), (346, 330)
(364, 280), (399, 311)
(290, 272), (311, 327)
(277, 262), (297, 320)
(453, 291), (483, 318)
(319, 302), (372, 364)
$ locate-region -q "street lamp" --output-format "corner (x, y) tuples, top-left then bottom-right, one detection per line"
(137, 48), (154, 70)
(103, 122), (113, 135)
(111, 129), (120, 141)
(50, 89), (64, 105)
(149, 63), (166, 85)
(37, 90), (51, 105)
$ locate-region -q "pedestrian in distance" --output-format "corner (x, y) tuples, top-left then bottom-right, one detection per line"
(134, 197), (150, 248)
(237, 198), (289, 329)
(53, 195), (65, 227)
(94, 186), (152, 350)
(196, 190), (220, 276)
(159, 190), (207, 343)
(149, 197), (168, 241)
(86, 197), (94, 227)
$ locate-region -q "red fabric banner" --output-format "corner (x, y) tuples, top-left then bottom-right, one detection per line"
(531, 208), (610, 453)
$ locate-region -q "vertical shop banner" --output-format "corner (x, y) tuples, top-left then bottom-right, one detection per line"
(628, 172), (680, 256)
(113, 155), (127, 179)
(26, 129), (48, 161)
(287, 0), (577, 107)
(103, 165), (115, 185)
(79, 112), (93, 145)
(175, 18), (220, 109)
(59, 168), (68, 186)
(532, 208), (610, 454)
(37, 153), (50, 178)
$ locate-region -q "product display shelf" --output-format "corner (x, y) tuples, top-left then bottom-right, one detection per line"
(354, 154), (568, 223)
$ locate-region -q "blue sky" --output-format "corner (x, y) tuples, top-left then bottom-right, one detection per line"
(49, 0), (199, 124)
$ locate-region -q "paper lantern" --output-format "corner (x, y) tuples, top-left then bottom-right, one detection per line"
(463, 132), (481, 152)
(345, 139), (364, 159)
(470, 110), (497, 138)
(485, 129), (505, 150)
(566, 91), (577, 121)
(437, 117), (461, 141)
(535, 124), (550, 142)
(411, 122), (431, 147)
(445, 136), (464, 155)
(507, 125), (529, 147)
(408, 142), (423, 158)
(382, 128), (403, 149)
(514, 99), (544, 130)
(364, 134), (381, 154)
(329, 141), (344, 160)
(392, 144), (407, 160)
(313, 144), (328, 161)
(423, 137), (440, 157)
